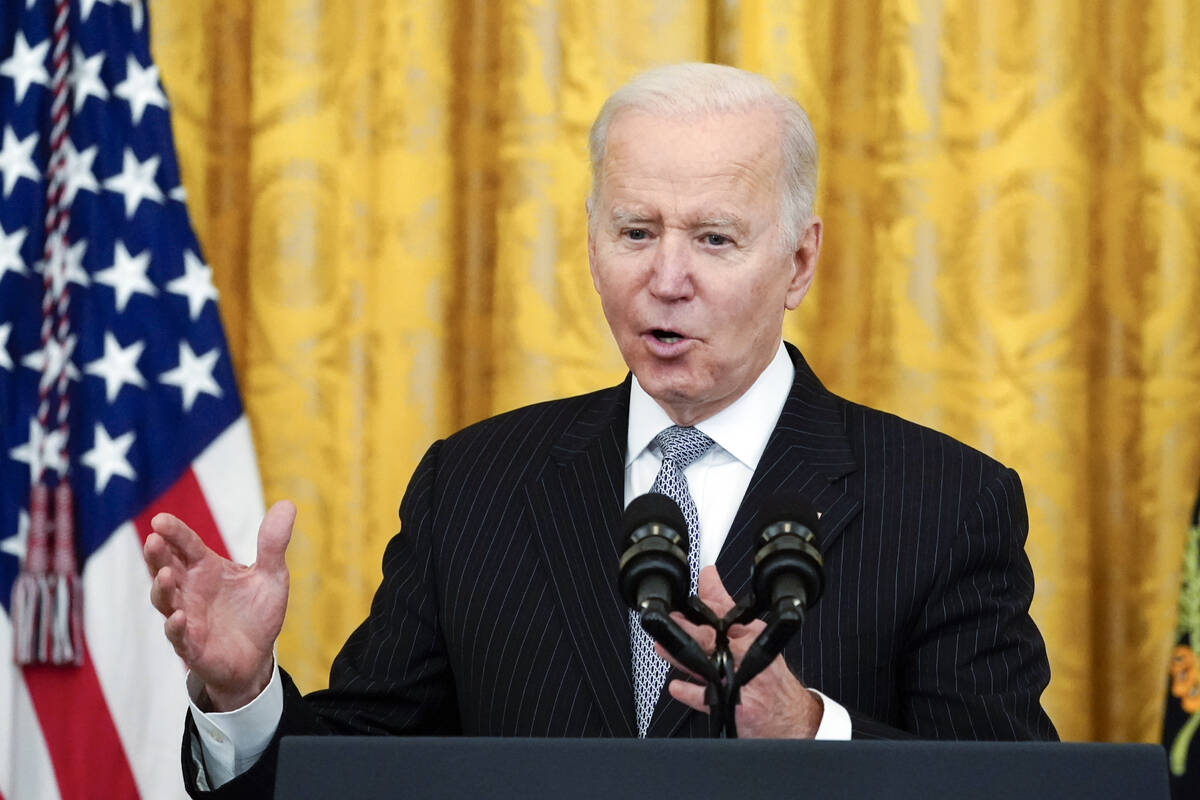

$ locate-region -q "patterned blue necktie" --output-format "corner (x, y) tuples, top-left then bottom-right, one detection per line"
(630, 425), (715, 737)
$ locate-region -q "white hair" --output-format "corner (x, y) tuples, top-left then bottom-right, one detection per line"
(586, 62), (818, 248)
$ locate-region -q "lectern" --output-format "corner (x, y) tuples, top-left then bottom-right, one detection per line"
(274, 737), (1168, 800)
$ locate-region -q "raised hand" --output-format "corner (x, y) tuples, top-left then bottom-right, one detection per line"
(144, 500), (296, 711)
(659, 565), (823, 738)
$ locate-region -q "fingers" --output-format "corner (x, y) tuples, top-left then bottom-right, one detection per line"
(728, 617), (766, 641)
(667, 678), (710, 713)
(653, 642), (707, 682)
(149, 512), (210, 565)
(142, 531), (183, 577)
(149, 566), (180, 617)
(669, 611), (717, 653)
(163, 609), (193, 662)
(697, 565), (735, 616)
(255, 500), (296, 575)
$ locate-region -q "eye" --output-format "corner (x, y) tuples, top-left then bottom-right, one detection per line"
(625, 229), (649, 241)
(703, 233), (731, 247)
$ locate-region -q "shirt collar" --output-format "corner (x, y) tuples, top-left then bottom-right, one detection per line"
(626, 340), (794, 470)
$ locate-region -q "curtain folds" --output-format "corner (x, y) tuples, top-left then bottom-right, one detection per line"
(149, 0), (1200, 742)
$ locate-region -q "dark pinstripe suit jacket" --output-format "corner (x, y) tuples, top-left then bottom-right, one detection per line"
(185, 344), (1056, 797)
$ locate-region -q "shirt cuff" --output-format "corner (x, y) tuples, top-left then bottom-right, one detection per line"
(809, 688), (852, 740)
(186, 662), (284, 789)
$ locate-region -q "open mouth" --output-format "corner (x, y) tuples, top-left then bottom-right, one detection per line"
(650, 329), (683, 344)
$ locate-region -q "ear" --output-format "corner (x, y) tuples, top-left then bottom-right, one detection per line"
(587, 220), (602, 293)
(784, 217), (821, 310)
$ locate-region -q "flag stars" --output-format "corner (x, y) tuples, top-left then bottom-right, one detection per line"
(0, 127), (39, 198)
(117, 0), (146, 31)
(114, 55), (167, 125)
(0, 32), (50, 105)
(168, 251), (219, 320)
(40, 237), (90, 297)
(1, 510), (30, 562)
(85, 331), (146, 402)
(59, 139), (100, 207)
(60, 239), (91, 289)
(0, 322), (13, 371)
(0, 223), (28, 284)
(80, 0), (115, 23)
(21, 333), (81, 394)
(103, 149), (163, 218)
(81, 422), (137, 493)
(9, 418), (68, 483)
(71, 46), (109, 112)
(22, 334), (80, 393)
(95, 241), (156, 312)
(159, 342), (222, 412)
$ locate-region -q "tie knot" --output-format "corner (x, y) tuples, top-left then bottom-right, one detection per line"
(653, 426), (714, 470)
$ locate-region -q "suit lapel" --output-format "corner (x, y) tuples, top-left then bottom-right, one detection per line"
(649, 343), (864, 738)
(525, 380), (636, 737)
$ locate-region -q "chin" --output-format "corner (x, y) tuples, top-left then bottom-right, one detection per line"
(636, 369), (708, 407)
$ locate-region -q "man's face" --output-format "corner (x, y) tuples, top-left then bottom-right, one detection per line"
(588, 106), (820, 426)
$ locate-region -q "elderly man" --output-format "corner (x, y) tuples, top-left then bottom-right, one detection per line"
(145, 62), (1056, 797)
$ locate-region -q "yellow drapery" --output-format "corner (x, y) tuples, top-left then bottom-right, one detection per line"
(149, 0), (1200, 743)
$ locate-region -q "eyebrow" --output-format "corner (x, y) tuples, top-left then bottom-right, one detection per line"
(688, 214), (751, 239)
(692, 215), (746, 231)
(608, 208), (659, 227)
(608, 208), (749, 234)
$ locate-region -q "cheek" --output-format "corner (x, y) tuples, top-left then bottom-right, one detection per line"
(594, 275), (638, 332)
(595, 263), (643, 307)
(703, 281), (784, 348)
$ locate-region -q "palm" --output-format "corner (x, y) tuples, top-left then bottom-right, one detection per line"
(145, 501), (295, 708)
(180, 547), (286, 685)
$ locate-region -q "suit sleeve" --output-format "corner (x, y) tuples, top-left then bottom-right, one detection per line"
(181, 439), (459, 798)
(849, 467), (1057, 741)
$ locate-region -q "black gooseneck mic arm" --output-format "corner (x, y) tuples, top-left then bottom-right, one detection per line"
(637, 601), (721, 684)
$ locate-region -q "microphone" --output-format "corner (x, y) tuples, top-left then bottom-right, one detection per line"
(617, 493), (719, 682)
(735, 498), (824, 686)
(751, 497), (824, 615)
(617, 493), (689, 615)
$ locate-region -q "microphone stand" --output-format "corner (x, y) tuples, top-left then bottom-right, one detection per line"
(733, 596), (806, 688)
(670, 594), (808, 738)
(677, 597), (749, 738)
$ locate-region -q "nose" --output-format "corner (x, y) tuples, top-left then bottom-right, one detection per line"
(647, 232), (693, 301)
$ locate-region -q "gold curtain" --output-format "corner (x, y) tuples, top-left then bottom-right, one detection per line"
(149, 0), (1200, 743)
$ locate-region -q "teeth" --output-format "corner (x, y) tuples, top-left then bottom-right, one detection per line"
(652, 330), (682, 344)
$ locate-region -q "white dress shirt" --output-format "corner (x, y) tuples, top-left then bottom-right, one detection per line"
(190, 340), (849, 788)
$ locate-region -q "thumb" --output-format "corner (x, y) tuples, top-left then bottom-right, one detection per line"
(697, 565), (735, 615)
(255, 500), (296, 573)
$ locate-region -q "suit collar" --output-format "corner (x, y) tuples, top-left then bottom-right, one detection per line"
(717, 342), (861, 581)
(528, 378), (636, 736)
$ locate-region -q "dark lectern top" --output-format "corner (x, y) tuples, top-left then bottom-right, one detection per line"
(275, 737), (1167, 800)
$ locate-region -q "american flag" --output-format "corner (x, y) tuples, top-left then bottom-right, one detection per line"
(0, 1), (262, 798)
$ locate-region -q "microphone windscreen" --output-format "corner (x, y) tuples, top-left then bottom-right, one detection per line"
(622, 492), (686, 540)
(756, 496), (820, 533)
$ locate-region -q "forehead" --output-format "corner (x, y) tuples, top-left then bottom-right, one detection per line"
(597, 107), (783, 220)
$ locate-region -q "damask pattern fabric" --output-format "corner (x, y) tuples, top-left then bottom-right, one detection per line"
(148, 0), (1200, 745)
